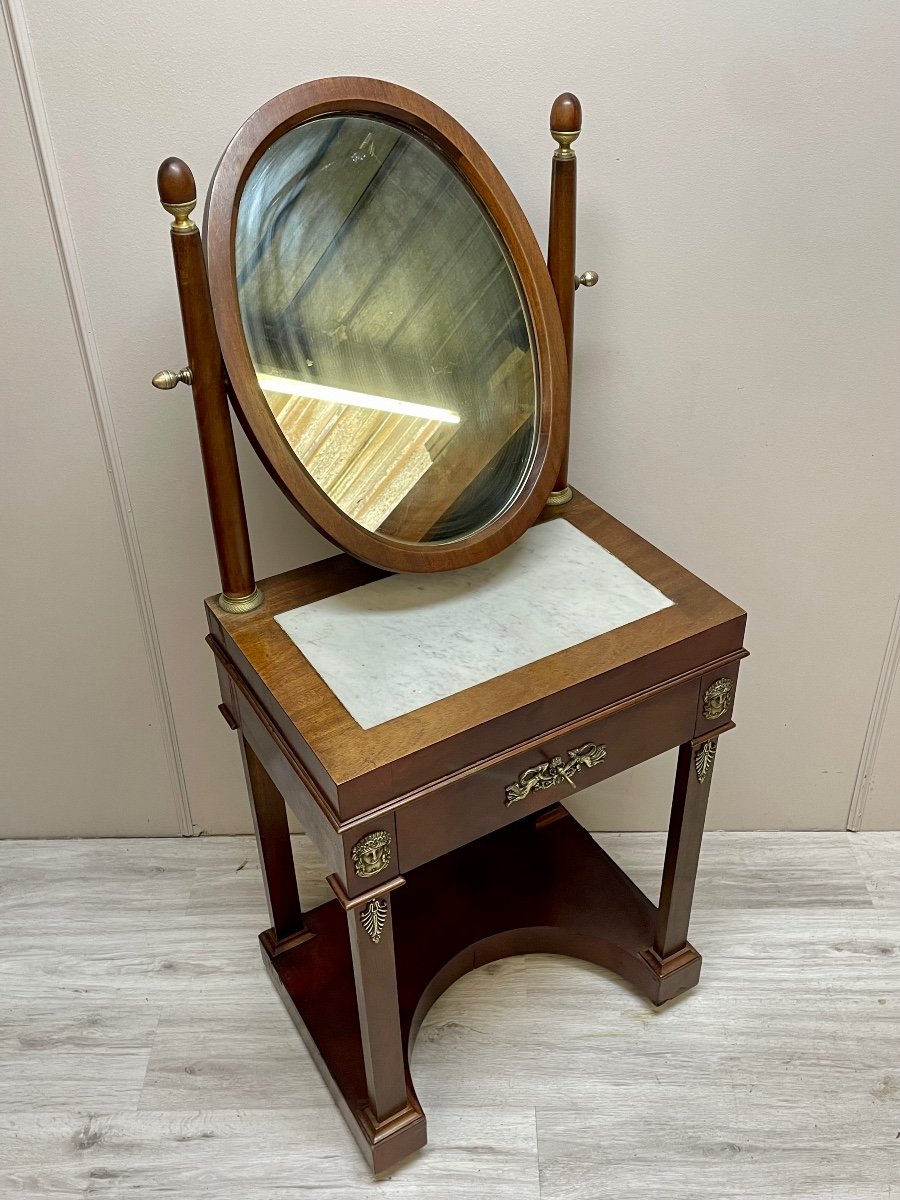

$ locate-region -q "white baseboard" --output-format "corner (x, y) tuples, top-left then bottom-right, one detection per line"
(847, 592), (900, 831)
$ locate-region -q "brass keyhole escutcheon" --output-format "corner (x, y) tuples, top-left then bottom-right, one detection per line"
(505, 742), (607, 806)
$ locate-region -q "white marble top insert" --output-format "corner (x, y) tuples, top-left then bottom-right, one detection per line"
(275, 519), (674, 729)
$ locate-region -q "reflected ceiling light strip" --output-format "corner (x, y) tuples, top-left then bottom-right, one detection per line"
(256, 373), (460, 425)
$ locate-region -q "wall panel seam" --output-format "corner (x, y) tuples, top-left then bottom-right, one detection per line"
(2, 0), (194, 835)
(847, 591), (900, 831)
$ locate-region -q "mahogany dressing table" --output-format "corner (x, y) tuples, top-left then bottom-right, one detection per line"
(153, 78), (747, 1172)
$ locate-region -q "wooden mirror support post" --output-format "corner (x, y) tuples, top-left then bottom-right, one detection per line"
(546, 92), (597, 507)
(153, 157), (262, 614)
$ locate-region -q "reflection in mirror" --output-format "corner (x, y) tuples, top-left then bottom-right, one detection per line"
(235, 115), (537, 544)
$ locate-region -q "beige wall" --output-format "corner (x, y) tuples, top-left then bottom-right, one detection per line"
(0, 20), (183, 835)
(2, 1), (898, 834)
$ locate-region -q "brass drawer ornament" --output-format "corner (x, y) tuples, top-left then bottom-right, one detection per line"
(505, 742), (606, 806)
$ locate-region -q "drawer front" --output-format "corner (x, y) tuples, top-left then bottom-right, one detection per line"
(396, 678), (699, 872)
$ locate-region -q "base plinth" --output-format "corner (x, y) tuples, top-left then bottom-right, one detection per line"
(260, 809), (702, 1171)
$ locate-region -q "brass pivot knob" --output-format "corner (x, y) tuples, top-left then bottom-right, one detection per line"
(575, 271), (599, 289)
(152, 367), (193, 389)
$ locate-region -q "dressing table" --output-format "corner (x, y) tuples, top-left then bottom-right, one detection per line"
(153, 77), (747, 1172)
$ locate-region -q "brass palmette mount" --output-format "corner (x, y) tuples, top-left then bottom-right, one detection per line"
(694, 739), (717, 783)
(360, 898), (388, 944)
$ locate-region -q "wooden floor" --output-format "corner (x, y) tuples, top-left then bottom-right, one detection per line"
(1, 830), (898, 1199)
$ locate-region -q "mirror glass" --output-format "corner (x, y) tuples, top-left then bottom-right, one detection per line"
(235, 115), (537, 544)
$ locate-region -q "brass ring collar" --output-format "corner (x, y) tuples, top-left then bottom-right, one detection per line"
(218, 587), (264, 614)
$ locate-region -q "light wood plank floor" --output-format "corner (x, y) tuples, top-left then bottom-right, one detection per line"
(1, 831), (898, 1199)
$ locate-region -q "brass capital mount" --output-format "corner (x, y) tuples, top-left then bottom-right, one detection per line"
(351, 830), (392, 879)
(703, 678), (734, 722)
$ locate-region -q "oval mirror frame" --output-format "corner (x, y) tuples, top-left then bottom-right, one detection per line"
(205, 77), (567, 572)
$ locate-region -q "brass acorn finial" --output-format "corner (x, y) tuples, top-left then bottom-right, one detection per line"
(550, 92), (582, 160)
(157, 157), (197, 233)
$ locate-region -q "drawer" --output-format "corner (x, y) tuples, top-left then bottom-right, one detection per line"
(396, 678), (699, 871)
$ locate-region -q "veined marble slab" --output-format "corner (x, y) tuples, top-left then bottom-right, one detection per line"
(275, 519), (673, 728)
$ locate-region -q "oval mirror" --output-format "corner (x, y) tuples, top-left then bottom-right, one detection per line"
(206, 80), (566, 571)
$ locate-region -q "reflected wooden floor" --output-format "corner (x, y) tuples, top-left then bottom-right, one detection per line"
(1, 831), (898, 1199)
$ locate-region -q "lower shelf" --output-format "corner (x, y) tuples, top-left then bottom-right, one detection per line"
(261, 808), (701, 1171)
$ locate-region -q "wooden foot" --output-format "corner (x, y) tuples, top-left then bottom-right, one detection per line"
(639, 942), (702, 1005)
(259, 809), (704, 1172)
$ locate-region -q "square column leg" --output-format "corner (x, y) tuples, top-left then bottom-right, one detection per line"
(653, 735), (719, 962)
(240, 738), (306, 949)
(328, 874), (412, 1129)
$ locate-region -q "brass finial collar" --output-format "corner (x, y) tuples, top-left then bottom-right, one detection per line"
(162, 198), (197, 234)
(551, 129), (580, 160)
